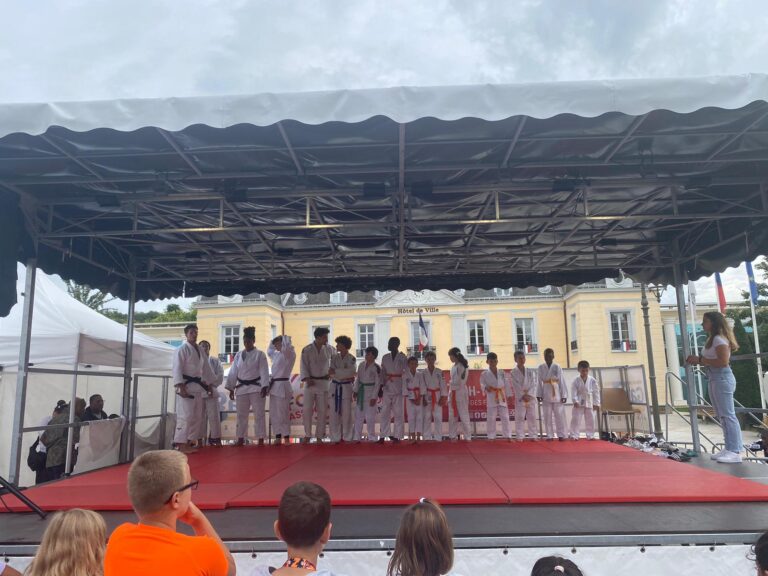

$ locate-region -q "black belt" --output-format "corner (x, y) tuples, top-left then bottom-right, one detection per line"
(310, 374), (329, 380)
(236, 377), (262, 389)
(176, 374), (210, 394)
(271, 377), (289, 382)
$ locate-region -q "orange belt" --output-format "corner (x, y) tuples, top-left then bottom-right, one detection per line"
(544, 379), (558, 399)
(387, 373), (403, 380)
(408, 387), (422, 403)
(488, 385), (506, 404)
(428, 389), (440, 407)
(450, 390), (458, 413)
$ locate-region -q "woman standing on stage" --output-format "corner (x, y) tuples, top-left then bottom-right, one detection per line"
(686, 311), (743, 463)
(447, 347), (472, 441)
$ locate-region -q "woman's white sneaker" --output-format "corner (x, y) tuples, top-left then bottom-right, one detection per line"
(710, 449), (728, 460)
(716, 451), (742, 464)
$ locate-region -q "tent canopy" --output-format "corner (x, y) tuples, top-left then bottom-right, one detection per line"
(0, 264), (173, 370)
(1, 74), (767, 311)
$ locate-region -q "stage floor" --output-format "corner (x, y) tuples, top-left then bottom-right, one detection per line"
(4, 440), (768, 513)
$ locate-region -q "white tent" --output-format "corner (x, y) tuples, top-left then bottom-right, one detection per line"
(0, 263), (173, 371)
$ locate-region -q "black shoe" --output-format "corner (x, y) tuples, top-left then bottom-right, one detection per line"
(377, 437), (386, 444)
(390, 436), (400, 443)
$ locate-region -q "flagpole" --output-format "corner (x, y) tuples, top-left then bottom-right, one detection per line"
(749, 294), (766, 410)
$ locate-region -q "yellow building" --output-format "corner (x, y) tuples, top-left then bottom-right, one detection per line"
(191, 281), (668, 403)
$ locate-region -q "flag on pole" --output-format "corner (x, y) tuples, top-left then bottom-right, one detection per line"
(418, 311), (429, 351)
(746, 261), (760, 306)
(715, 272), (727, 313)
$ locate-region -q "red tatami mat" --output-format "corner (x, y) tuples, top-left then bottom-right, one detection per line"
(5, 441), (768, 512)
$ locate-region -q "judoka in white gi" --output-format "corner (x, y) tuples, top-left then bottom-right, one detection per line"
(267, 334), (296, 444)
(225, 326), (271, 445)
(329, 335), (357, 443)
(199, 340), (224, 445)
(510, 350), (540, 441)
(172, 324), (216, 452)
(421, 350), (447, 441)
(379, 337), (408, 442)
(536, 348), (568, 441)
(481, 352), (512, 440)
(569, 360), (601, 440)
(300, 327), (334, 442)
(447, 347), (472, 441)
(403, 355), (424, 441)
(353, 346), (381, 442)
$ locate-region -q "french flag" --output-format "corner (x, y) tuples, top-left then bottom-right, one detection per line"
(715, 272), (727, 313)
(418, 311), (429, 352)
(621, 341), (632, 352)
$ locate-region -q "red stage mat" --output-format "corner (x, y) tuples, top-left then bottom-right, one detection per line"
(4, 441), (768, 512)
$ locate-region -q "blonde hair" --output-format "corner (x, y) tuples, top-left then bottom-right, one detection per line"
(387, 498), (453, 576)
(127, 450), (188, 515)
(25, 509), (106, 576)
(703, 311), (739, 351)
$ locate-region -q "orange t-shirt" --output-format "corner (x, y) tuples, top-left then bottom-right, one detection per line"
(104, 523), (229, 576)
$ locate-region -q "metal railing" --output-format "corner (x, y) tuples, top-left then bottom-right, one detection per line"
(405, 346), (437, 360)
(611, 339), (637, 351)
(466, 345), (490, 355)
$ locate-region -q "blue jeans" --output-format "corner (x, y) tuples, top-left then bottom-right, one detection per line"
(707, 366), (743, 453)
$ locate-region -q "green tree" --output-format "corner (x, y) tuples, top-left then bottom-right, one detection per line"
(726, 312), (761, 410)
(66, 280), (114, 311)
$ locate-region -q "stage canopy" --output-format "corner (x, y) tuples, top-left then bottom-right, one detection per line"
(1, 74), (768, 313)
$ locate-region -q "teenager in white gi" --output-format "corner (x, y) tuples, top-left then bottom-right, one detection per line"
(329, 335), (357, 443)
(403, 356), (424, 441)
(569, 360), (601, 440)
(510, 350), (539, 441)
(536, 348), (568, 441)
(447, 347), (472, 441)
(226, 326), (271, 446)
(379, 337), (408, 442)
(353, 346), (381, 442)
(267, 334), (296, 444)
(199, 340), (225, 446)
(481, 352), (512, 440)
(421, 350), (447, 441)
(172, 324), (217, 452)
(300, 327), (334, 443)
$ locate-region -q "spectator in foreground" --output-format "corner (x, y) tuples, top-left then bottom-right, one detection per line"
(530, 556), (583, 576)
(81, 394), (108, 422)
(251, 481), (343, 576)
(24, 508), (106, 576)
(753, 531), (768, 575)
(387, 498), (453, 576)
(104, 450), (235, 576)
(40, 397), (86, 479)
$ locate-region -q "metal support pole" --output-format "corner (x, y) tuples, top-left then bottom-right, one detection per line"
(673, 264), (701, 452)
(8, 260), (37, 485)
(159, 377), (169, 449)
(119, 273), (137, 462)
(128, 375), (139, 460)
(64, 361), (78, 475)
(641, 284), (663, 438)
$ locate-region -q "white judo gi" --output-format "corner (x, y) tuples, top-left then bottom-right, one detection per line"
(353, 361), (381, 441)
(569, 374), (601, 439)
(172, 341), (217, 445)
(510, 365), (539, 440)
(448, 363), (472, 441)
(225, 347), (271, 441)
(403, 368), (425, 436)
(536, 362), (568, 439)
(329, 351), (357, 442)
(481, 368), (511, 440)
(268, 336), (296, 439)
(202, 354), (224, 441)
(379, 352), (408, 439)
(421, 366), (447, 441)
(300, 342), (335, 440)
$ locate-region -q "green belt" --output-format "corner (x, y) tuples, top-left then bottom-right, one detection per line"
(357, 382), (376, 411)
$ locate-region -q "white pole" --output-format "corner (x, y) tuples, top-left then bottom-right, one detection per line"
(749, 294), (766, 409)
(687, 283), (704, 400)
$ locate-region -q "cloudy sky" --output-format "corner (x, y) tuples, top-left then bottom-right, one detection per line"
(3, 0), (767, 310)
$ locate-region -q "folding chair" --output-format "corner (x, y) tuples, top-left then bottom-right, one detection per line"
(601, 388), (636, 436)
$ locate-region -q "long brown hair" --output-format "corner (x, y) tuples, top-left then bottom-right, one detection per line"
(387, 498), (453, 576)
(703, 311), (739, 351)
(25, 509), (106, 576)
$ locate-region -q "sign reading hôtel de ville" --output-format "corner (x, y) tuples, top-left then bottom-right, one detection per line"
(396, 307), (439, 314)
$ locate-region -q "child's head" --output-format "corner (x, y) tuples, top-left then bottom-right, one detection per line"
(407, 356), (419, 372)
(424, 350), (437, 367)
(752, 531), (768, 574)
(514, 350), (526, 366)
(128, 450), (192, 519)
(387, 498), (453, 576)
(388, 336), (401, 354)
(275, 481), (332, 551)
(486, 352), (498, 368)
(544, 348), (555, 364)
(531, 556), (583, 576)
(335, 335), (352, 354)
(365, 346), (379, 362)
(577, 360), (590, 378)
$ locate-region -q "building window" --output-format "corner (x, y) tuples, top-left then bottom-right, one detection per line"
(221, 325), (240, 356)
(570, 313), (578, 351)
(357, 323), (375, 357)
(515, 318), (538, 353)
(610, 311), (637, 351)
(408, 320), (433, 359)
(467, 320), (487, 355)
(271, 324), (278, 340)
(330, 291), (348, 304)
(494, 288), (512, 298)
